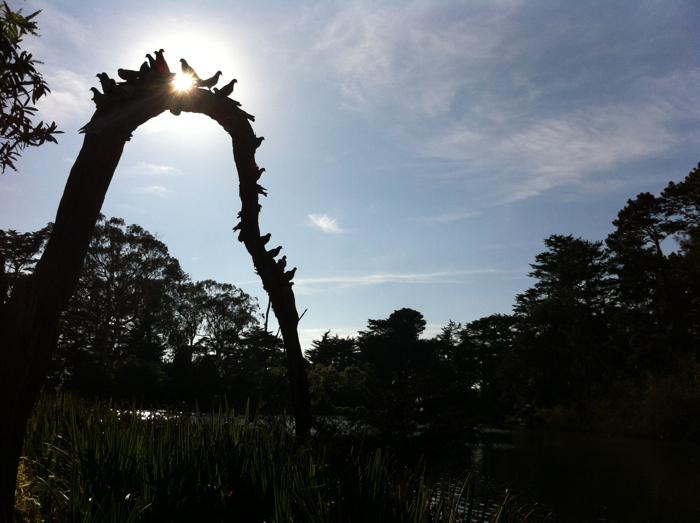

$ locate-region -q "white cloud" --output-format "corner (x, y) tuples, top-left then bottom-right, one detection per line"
(296, 269), (506, 289)
(128, 162), (181, 177)
(33, 69), (93, 125)
(131, 185), (170, 196)
(309, 214), (343, 233)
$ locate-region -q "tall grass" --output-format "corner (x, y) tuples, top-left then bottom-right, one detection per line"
(16, 395), (545, 522)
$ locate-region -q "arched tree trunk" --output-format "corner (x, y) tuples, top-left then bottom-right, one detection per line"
(0, 69), (311, 522)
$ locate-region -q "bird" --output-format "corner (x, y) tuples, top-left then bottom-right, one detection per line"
(117, 68), (141, 82)
(139, 60), (150, 73)
(154, 49), (170, 72)
(255, 167), (266, 181)
(267, 246), (282, 258)
(195, 71), (222, 90)
(260, 233), (271, 245)
(284, 267), (297, 281)
(145, 53), (157, 70)
(253, 135), (265, 149)
(179, 58), (201, 81)
(96, 73), (116, 94)
(277, 256), (287, 271)
(213, 78), (237, 98)
(90, 87), (105, 104)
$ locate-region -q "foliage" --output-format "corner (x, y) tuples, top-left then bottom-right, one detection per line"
(0, 2), (62, 172)
(0, 222), (51, 300)
(16, 394), (543, 523)
(307, 330), (359, 371)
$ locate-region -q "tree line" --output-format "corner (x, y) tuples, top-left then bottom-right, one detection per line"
(2, 164), (699, 439)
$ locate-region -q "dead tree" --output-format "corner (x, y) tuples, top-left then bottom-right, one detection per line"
(0, 62), (311, 522)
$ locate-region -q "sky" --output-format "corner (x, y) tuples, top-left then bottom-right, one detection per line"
(1, 0), (698, 351)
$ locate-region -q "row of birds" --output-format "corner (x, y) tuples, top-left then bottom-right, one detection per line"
(91, 49), (237, 104)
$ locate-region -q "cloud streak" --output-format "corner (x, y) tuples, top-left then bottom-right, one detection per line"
(295, 269), (511, 289)
(128, 162), (181, 177)
(309, 214), (343, 233)
(131, 185), (170, 196)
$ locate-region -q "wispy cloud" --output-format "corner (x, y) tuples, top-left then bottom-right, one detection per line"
(131, 185), (170, 196)
(127, 162), (181, 177)
(305, 3), (700, 203)
(309, 214), (343, 233)
(34, 69), (93, 125)
(296, 269), (507, 288)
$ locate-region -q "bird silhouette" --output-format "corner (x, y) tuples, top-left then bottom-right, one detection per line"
(213, 78), (237, 97)
(284, 267), (297, 281)
(139, 60), (150, 73)
(253, 135), (265, 149)
(267, 246), (282, 258)
(179, 58), (201, 81)
(96, 73), (116, 94)
(195, 71), (222, 90)
(277, 256), (287, 271)
(255, 167), (266, 181)
(117, 68), (140, 82)
(145, 53), (157, 70)
(154, 49), (170, 72)
(90, 87), (105, 104)
(260, 233), (271, 245)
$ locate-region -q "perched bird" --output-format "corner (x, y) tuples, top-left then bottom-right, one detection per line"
(267, 246), (282, 259)
(90, 87), (105, 104)
(179, 58), (201, 81)
(117, 68), (141, 82)
(154, 49), (170, 72)
(139, 60), (151, 73)
(213, 78), (237, 98)
(96, 73), (116, 94)
(260, 233), (271, 245)
(284, 267), (297, 281)
(255, 167), (266, 181)
(253, 135), (265, 149)
(195, 71), (222, 90)
(277, 256), (287, 271)
(145, 53), (157, 70)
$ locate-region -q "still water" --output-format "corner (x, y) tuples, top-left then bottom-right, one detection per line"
(463, 429), (700, 523)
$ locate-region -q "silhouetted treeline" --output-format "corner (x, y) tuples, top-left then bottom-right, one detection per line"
(1, 216), (289, 411)
(305, 163), (700, 440)
(2, 163), (699, 439)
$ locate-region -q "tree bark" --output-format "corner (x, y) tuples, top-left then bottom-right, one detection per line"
(0, 75), (311, 522)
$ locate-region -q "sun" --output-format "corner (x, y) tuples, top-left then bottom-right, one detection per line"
(172, 72), (195, 92)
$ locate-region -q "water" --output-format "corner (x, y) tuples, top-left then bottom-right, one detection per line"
(463, 428), (700, 523)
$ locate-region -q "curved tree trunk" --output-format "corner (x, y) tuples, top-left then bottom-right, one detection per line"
(0, 71), (311, 522)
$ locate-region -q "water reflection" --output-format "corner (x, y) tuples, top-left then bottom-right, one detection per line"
(465, 429), (700, 523)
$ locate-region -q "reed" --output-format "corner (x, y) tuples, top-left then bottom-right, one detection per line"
(15, 395), (544, 522)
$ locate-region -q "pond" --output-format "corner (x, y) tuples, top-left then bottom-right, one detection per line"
(462, 428), (700, 523)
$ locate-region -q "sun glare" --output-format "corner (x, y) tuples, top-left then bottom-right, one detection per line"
(173, 73), (194, 92)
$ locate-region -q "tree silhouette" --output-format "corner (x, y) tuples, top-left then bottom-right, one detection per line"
(0, 50), (311, 518)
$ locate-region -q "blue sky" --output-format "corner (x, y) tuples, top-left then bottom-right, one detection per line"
(1, 0), (698, 350)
